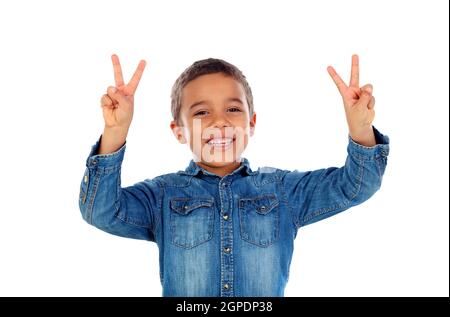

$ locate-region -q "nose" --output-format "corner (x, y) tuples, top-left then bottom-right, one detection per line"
(211, 113), (231, 129)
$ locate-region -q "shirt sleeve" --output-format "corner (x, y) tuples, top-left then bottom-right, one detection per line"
(280, 126), (390, 228)
(78, 135), (161, 241)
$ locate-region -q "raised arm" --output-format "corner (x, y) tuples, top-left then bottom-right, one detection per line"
(79, 55), (160, 241)
(282, 55), (389, 228)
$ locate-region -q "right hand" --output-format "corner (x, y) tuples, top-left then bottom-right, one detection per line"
(101, 54), (146, 131)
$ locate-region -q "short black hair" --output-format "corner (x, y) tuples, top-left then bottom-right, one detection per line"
(171, 58), (254, 123)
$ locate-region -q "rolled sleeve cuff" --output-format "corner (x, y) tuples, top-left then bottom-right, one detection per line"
(86, 135), (126, 168)
(348, 126), (390, 160)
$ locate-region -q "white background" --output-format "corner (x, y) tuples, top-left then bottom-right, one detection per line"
(0, 0), (448, 297)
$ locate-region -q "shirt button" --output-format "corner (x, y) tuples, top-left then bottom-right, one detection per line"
(84, 175), (88, 183)
(223, 214), (229, 221)
(260, 205), (266, 211)
(224, 247), (231, 253)
(223, 283), (230, 290)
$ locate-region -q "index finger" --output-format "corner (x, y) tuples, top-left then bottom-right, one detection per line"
(350, 54), (359, 88)
(111, 54), (125, 87)
(327, 66), (348, 96)
(127, 60), (146, 95)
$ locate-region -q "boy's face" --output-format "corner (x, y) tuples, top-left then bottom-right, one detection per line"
(171, 73), (256, 168)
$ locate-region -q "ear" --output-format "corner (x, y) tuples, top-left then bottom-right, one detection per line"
(170, 120), (187, 144)
(249, 112), (256, 137)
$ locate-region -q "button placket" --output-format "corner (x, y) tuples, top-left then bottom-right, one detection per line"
(219, 179), (234, 296)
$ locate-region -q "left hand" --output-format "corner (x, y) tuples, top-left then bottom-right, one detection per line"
(327, 54), (376, 146)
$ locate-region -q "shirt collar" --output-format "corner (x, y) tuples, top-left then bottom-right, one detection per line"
(180, 158), (256, 177)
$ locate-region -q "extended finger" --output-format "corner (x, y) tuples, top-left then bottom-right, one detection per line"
(327, 66), (348, 97)
(350, 54), (359, 88)
(111, 54), (125, 87)
(128, 60), (146, 95)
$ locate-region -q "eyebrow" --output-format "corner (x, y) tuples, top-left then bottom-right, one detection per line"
(188, 98), (244, 110)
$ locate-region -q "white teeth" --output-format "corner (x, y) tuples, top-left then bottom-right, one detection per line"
(207, 138), (233, 146)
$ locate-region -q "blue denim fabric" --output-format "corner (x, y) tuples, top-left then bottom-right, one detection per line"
(79, 127), (389, 297)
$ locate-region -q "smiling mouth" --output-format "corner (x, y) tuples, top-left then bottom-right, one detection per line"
(206, 137), (236, 147)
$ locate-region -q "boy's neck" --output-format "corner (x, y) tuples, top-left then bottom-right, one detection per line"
(195, 161), (242, 177)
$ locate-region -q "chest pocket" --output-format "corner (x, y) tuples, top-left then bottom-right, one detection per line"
(239, 194), (280, 247)
(170, 197), (215, 249)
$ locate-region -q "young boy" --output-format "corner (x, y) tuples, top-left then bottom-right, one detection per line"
(79, 54), (389, 296)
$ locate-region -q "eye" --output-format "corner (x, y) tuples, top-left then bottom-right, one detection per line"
(194, 110), (208, 116)
(227, 107), (242, 113)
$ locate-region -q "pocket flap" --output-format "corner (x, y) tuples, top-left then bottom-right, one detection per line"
(241, 194), (279, 215)
(170, 198), (214, 215)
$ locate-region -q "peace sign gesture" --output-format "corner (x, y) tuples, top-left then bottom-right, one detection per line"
(327, 55), (376, 146)
(101, 54), (146, 130)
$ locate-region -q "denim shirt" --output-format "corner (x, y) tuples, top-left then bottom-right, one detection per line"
(79, 127), (389, 297)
